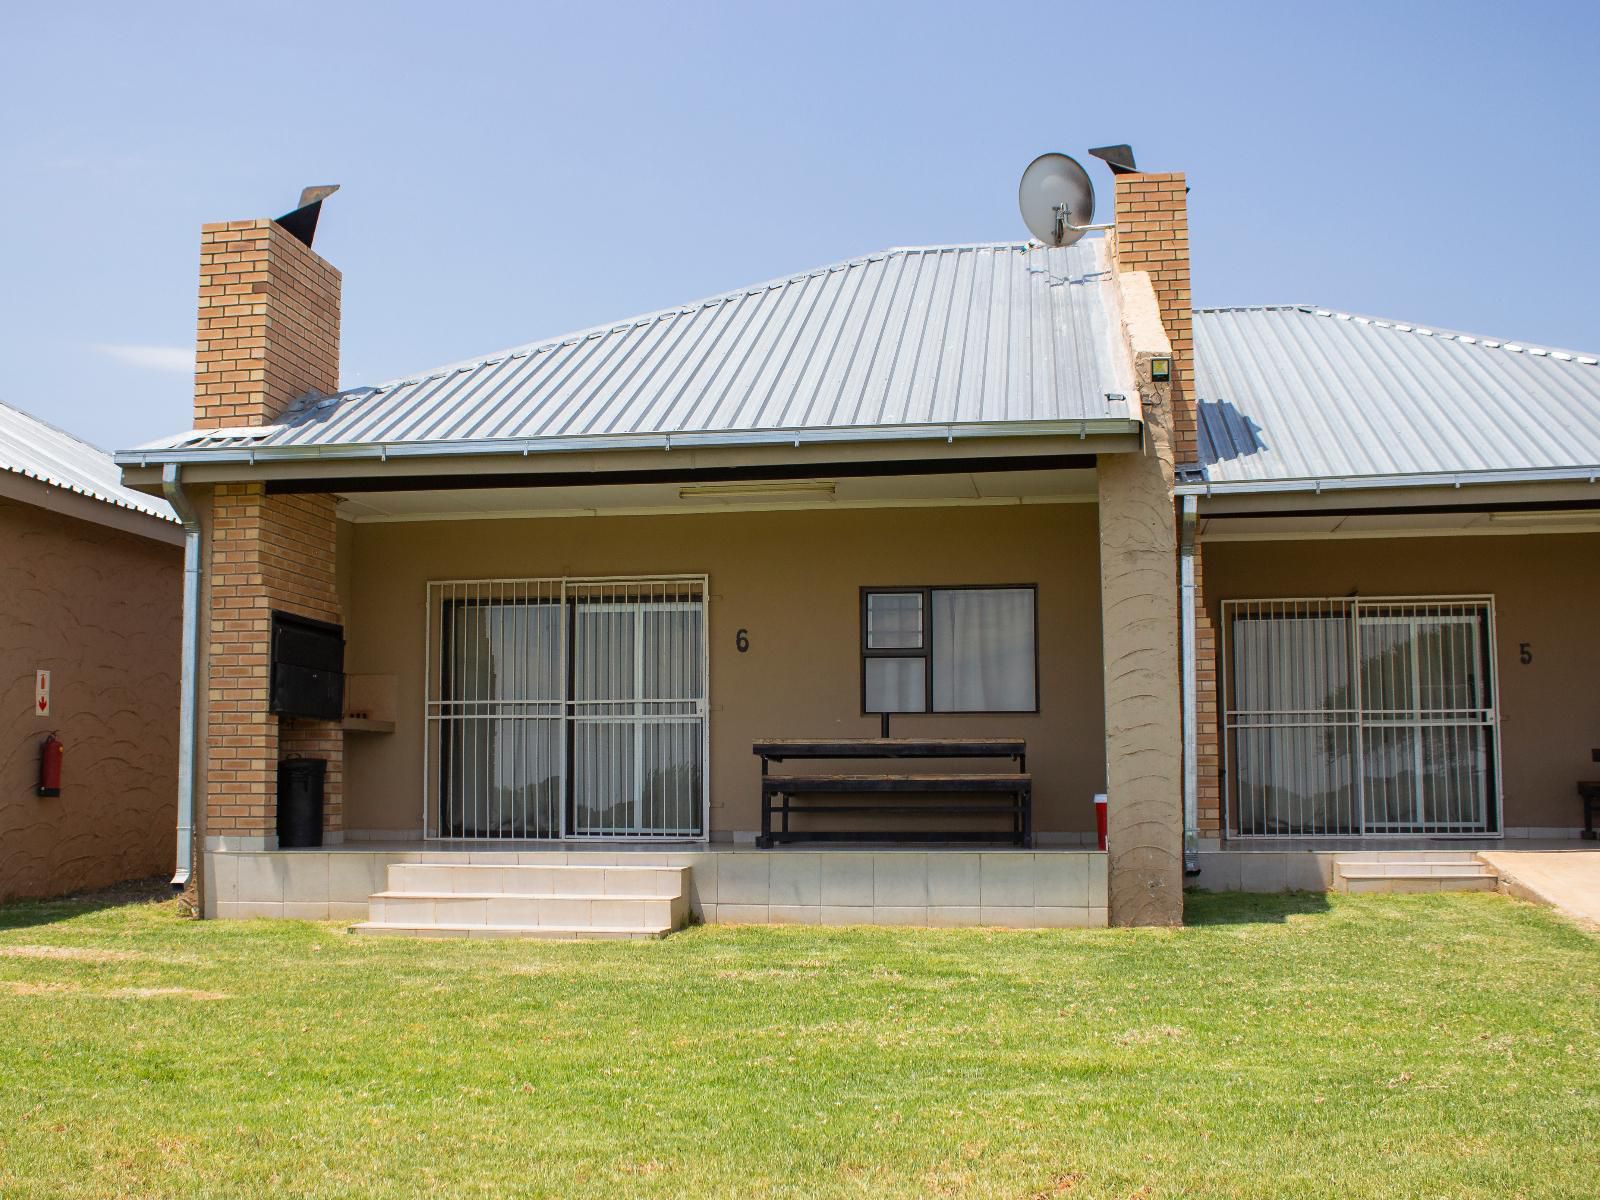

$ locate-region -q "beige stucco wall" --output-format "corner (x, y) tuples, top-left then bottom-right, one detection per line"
(0, 497), (181, 899)
(342, 503), (1107, 839)
(1204, 531), (1600, 833)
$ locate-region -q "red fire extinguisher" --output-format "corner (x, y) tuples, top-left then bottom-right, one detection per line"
(37, 734), (63, 798)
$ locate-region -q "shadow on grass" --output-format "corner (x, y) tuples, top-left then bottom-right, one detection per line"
(0, 877), (175, 933)
(1184, 888), (1332, 926)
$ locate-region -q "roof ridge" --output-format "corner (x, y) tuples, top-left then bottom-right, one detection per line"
(297, 240), (1091, 415)
(1195, 304), (1599, 365)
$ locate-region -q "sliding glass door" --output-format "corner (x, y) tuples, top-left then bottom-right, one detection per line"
(1224, 598), (1499, 838)
(427, 577), (708, 840)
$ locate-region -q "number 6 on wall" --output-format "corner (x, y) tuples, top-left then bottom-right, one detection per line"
(736, 629), (750, 653)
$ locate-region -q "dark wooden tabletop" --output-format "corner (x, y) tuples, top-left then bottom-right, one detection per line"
(753, 737), (1025, 760)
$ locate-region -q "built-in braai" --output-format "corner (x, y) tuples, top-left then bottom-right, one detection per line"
(269, 610), (344, 721)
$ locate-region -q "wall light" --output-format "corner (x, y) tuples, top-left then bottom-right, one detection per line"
(1150, 356), (1172, 383)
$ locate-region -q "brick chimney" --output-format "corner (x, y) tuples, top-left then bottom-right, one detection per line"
(193, 218), (340, 429)
(192, 199), (345, 854)
(1109, 172), (1195, 467)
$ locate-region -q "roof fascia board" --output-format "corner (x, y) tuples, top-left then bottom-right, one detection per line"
(116, 418), (1142, 470)
(1191, 477), (1600, 518)
(1179, 465), (1600, 501)
(0, 470), (186, 546)
(119, 428), (1143, 490)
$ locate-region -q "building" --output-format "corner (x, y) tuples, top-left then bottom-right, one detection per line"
(114, 167), (1600, 932)
(1, 400), (183, 900)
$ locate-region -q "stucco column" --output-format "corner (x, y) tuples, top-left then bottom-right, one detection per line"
(1097, 274), (1184, 927)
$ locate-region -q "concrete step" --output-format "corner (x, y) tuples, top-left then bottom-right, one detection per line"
(369, 890), (685, 929)
(386, 862), (687, 897)
(1332, 855), (1500, 894)
(1337, 873), (1499, 894)
(350, 921), (670, 941)
(1334, 860), (1496, 878)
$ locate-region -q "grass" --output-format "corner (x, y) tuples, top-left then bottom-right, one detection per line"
(0, 887), (1596, 1199)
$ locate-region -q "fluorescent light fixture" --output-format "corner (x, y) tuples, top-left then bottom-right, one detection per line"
(1149, 356), (1172, 383)
(1486, 510), (1600, 526)
(677, 480), (836, 501)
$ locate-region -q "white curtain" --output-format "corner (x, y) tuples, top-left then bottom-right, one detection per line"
(931, 588), (1034, 711)
(865, 657), (926, 713)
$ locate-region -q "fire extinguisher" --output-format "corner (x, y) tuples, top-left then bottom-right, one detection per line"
(37, 734), (63, 798)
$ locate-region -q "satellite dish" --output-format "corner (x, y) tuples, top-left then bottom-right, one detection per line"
(1018, 153), (1096, 247)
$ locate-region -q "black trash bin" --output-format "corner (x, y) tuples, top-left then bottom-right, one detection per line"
(277, 757), (326, 849)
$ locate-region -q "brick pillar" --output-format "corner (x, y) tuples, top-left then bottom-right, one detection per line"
(196, 216), (343, 849)
(1111, 171), (1224, 846)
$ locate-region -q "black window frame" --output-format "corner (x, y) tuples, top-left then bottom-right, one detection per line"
(859, 584), (1040, 716)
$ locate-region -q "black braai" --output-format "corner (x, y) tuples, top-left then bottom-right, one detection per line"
(269, 610), (345, 720)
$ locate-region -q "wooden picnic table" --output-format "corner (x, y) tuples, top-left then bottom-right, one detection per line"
(753, 737), (1031, 849)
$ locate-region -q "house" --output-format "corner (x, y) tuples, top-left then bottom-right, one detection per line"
(114, 167), (1600, 932)
(1182, 303), (1600, 890)
(1, 400), (183, 900)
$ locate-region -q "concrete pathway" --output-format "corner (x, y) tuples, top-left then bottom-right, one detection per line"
(1478, 850), (1600, 928)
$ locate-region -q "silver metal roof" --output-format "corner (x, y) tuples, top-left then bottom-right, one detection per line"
(126, 240), (1136, 463)
(1, 399), (176, 522)
(1192, 305), (1600, 492)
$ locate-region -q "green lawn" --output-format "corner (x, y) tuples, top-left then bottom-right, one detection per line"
(0, 887), (1596, 1199)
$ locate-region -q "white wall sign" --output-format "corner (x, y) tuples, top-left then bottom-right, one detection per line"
(35, 670), (50, 716)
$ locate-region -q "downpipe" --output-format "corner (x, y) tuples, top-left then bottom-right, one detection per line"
(1179, 494), (1200, 876)
(162, 465), (202, 897)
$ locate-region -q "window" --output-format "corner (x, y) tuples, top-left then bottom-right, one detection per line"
(862, 586), (1037, 714)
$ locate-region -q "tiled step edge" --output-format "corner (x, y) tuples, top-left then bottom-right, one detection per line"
(350, 922), (671, 940)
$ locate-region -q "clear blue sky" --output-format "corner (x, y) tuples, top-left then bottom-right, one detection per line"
(4, 0), (1596, 452)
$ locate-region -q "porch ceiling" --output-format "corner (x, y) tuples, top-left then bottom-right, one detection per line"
(335, 466), (1097, 521)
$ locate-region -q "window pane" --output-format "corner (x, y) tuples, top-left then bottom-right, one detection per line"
(931, 588), (1035, 711)
(865, 657), (926, 713)
(866, 592), (923, 649)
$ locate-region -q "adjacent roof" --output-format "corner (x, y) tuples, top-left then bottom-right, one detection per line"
(126, 239), (1137, 463)
(1, 399), (176, 521)
(1192, 305), (1600, 492)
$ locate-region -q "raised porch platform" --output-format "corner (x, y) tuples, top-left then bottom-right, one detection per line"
(204, 841), (1109, 929)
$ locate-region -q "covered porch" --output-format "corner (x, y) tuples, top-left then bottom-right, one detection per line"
(193, 449), (1155, 932)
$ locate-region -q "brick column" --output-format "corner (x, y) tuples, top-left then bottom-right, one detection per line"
(1112, 171), (1224, 847)
(195, 216), (343, 849)
(1098, 272), (1184, 927)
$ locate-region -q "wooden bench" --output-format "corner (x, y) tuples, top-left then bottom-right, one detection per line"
(1582, 748), (1600, 841)
(753, 739), (1031, 849)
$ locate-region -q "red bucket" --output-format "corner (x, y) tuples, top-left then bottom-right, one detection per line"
(1093, 793), (1107, 851)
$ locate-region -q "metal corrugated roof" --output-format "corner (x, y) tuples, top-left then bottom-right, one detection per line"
(0, 399), (176, 521)
(1192, 305), (1600, 490)
(130, 240), (1136, 462)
